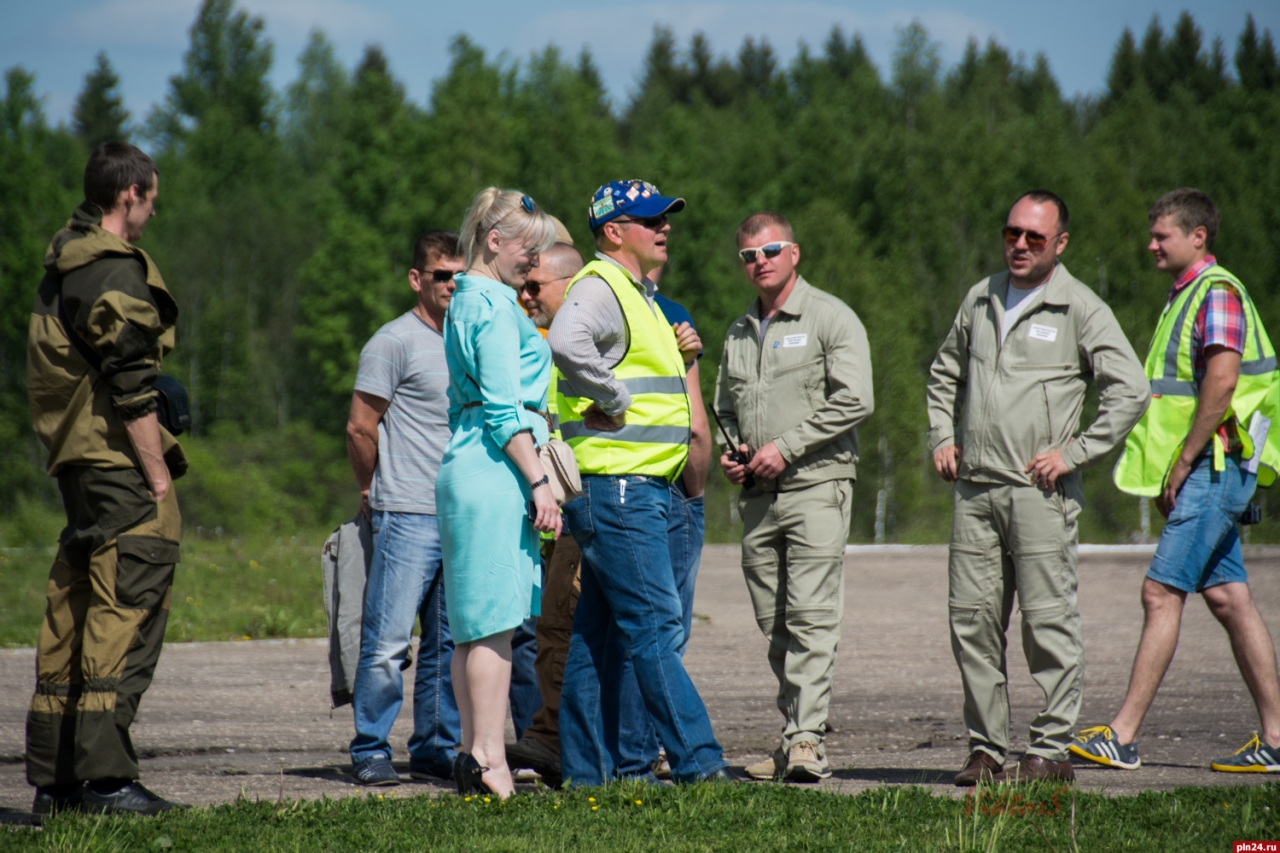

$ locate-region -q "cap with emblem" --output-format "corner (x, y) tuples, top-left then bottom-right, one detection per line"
(587, 179), (686, 231)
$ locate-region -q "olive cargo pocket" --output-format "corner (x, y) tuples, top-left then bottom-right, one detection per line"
(114, 536), (179, 611)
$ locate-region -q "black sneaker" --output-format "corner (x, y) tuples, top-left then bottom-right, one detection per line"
(81, 782), (183, 816)
(32, 785), (83, 819)
(352, 755), (401, 786)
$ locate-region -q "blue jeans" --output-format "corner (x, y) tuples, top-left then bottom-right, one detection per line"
(510, 613), (540, 739)
(1148, 453), (1256, 593)
(350, 511), (460, 775)
(608, 480), (706, 775)
(559, 475), (724, 785)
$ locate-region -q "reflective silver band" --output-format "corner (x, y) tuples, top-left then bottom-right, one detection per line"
(559, 422), (691, 445)
(557, 375), (687, 399)
(1150, 378), (1196, 397)
(1240, 356), (1277, 376)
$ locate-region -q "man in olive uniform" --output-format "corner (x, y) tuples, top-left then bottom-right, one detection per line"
(927, 190), (1149, 785)
(26, 142), (186, 817)
(715, 211), (875, 782)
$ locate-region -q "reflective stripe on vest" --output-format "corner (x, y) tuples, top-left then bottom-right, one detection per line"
(553, 259), (691, 479)
(1114, 264), (1280, 495)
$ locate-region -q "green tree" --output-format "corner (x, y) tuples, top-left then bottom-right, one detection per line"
(72, 52), (130, 149)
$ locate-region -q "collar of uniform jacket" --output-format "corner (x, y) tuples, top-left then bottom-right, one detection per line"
(982, 262), (1074, 314)
(750, 275), (812, 326)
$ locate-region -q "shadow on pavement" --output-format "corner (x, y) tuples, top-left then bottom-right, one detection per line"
(832, 768), (955, 785)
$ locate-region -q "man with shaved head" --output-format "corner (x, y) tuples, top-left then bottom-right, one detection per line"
(504, 242), (585, 787)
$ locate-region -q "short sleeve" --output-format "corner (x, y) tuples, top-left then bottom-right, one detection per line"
(354, 328), (405, 404)
(1200, 285), (1246, 354)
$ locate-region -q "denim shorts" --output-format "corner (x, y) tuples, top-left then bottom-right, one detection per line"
(1147, 453), (1256, 593)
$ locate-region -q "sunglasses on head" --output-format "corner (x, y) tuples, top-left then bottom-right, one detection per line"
(421, 269), (458, 283)
(1002, 226), (1059, 251)
(520, 194), (537, 213)
(614, 214), (668, 230)
(737, 241), (795, 264)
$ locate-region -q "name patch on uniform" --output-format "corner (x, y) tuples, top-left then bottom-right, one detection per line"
(1028, 324), (1058, 343)
(781, 333), (808, 348)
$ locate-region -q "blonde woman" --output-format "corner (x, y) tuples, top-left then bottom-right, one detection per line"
(436, 188), (561, 798)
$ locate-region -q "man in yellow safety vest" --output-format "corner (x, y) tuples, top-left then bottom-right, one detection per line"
(548, 179), (737, 785)
(1072, 188), (1280, 774)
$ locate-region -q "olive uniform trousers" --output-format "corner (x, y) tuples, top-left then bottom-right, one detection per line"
(948, 477), (1084, 763)
(739, 479), (853, 759)
(26, 466), (181, 788)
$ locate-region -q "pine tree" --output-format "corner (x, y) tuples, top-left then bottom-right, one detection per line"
(72, 52), (129, 149)
(1107, 28), (1140, 98)
(1236, 14), (1280, 92)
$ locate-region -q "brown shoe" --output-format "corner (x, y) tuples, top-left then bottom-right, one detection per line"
(994, 754), (1075, 784)
(954, 750), (1003, 787)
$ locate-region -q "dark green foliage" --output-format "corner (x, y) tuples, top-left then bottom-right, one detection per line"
(3, 6), (1280, 541)
(72, 52), (130, 149)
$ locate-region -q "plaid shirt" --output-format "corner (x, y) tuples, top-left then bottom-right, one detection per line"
(1165, 255), (1245, 450)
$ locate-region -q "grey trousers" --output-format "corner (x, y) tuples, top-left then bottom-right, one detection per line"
(948, 478), (1084, 762)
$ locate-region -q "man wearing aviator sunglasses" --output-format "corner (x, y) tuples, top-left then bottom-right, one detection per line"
(927, 191), (1148, 787)
(715, 211), (874, 783)
(344, 231), (468, 787)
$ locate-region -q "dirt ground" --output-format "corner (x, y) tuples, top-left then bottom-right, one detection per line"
(4, 544), (1280, 818)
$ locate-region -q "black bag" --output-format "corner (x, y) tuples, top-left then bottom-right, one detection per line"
(58, 286), (191, 435)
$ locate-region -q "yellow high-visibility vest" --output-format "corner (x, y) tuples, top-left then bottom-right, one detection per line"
(1114, 263), (1280, 495)
(553, 259), (690, 480)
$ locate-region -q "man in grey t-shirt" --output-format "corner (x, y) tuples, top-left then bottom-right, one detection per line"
(345, 231), (464, 786)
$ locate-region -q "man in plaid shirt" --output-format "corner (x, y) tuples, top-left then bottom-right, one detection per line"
(1071, 189), (1280, 774)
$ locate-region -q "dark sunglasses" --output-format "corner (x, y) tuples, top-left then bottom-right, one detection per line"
(421, 269), (458, 282)
(737, 241), (795, 264)
(1002, 226), (1060, 251)
(521, 280), (544, 296)
(615, 214), (668, 230)
(521, 194), (537, 213)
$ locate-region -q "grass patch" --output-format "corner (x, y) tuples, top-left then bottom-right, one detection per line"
(0, 528), (331, 647)
(3, 781), (1277, 852)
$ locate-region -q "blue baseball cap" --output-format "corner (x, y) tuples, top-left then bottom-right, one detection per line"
(588, 179), (686, 231)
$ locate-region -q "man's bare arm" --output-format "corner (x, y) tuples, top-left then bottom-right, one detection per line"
(124, 412), (170, 501)
(1159, 346), (1240, 515)
(347, 390), (391, 518)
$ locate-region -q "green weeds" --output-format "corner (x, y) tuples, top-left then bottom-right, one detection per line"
(2, 782), (1275, 853)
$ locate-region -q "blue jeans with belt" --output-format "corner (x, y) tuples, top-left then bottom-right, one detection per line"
(559, 475), (724, 785)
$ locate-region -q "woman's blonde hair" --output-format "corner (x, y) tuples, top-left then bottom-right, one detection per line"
(460, 188), (558, 268)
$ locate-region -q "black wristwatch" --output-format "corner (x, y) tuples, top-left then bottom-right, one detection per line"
(530, 475), (550, 491)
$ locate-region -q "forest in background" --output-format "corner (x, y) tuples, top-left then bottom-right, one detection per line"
(2, 0), (1279, 544)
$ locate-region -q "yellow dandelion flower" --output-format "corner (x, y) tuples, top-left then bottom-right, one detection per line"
(484, 797), (491, 803)
(588, 797), (595, 802)
(591, 806), (598, 811)
(464, 796), (472, 802)
(635, 799), (642, 805)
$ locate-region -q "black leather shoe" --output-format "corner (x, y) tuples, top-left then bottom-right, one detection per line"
(454, 752), (495, 795)
(505, 736), (562, 787)
(81, 782), (183, 816)
(699, 765), (747, 783)
(32, 785), (83, 819)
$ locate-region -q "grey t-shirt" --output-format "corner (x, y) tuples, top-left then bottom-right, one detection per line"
(354, 310), (451, 514)
(1001, 281), (1046, 344)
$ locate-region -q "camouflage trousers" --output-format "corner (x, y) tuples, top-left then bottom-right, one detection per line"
(26, 466), (180, 788)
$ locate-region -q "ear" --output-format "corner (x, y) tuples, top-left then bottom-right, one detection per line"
(1192, 225), (1208, 249)
(791, 243), (801, 265)
(485, 227), (503, 255)
(408, 269), (423, 294)
(1054, 231), (1070, 257)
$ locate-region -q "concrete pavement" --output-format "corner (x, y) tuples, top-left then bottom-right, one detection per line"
(3, 544), (1279, 816)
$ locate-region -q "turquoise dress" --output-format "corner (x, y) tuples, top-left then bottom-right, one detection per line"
(436, 274), (549, 644)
